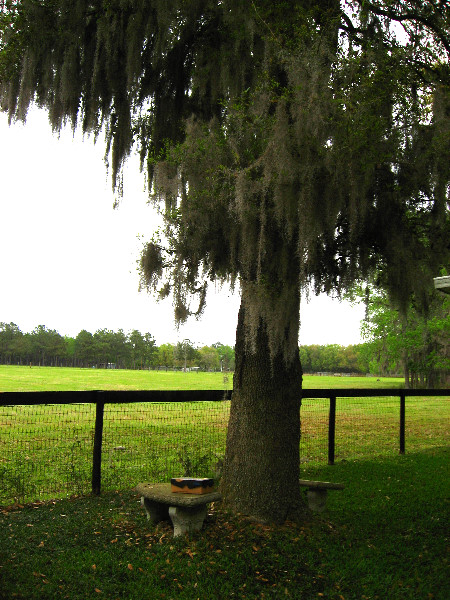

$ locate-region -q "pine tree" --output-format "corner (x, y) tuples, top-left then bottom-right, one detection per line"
(1, 1), (449, 522)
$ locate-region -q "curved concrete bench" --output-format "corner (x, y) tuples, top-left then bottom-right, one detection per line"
(299, 479), (345, 513)
(136, 482), (222, 537)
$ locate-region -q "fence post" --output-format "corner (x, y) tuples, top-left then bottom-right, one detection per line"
(399, 392), (406, 455)
(328, 395), (336, 465)
(92, 393), (105, 495)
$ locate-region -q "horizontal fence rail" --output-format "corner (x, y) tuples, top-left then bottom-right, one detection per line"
(1, 388), (448, 505)
(0, 390), (233, 406)
(2, 387), (446, 405)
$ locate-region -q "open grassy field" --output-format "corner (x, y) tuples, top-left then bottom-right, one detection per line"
(0, 448), (448, 600)
(0, 364), (405, 392)
(0, 366), (448, 597)
(1, 365), (448, 507)
(1, 394), (447, 503)
(0, 365), (234, 392)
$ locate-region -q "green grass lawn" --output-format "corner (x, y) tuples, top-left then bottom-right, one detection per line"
(1, 393), (447, 505)
(0, 448), (448, 600)
(1, 366), (448, 506)
(0, 365), (234, 392)
(0, 364), (405, 392)
(1, 366), (448, 597)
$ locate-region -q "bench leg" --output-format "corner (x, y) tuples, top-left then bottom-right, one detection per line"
(307, 489), (328, 513)
(169, 505), (208, 537)
(141, 497), (170, 524)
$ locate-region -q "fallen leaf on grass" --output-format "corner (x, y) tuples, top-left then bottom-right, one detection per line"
(127, 564), (133, 570)
(38, 541), (44, 548)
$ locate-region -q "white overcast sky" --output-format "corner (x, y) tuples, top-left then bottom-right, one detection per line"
(0, 108), (364, 347)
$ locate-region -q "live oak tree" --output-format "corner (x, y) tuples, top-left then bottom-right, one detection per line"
(1, 1), (449, 522)
(359, 282), (450, 388)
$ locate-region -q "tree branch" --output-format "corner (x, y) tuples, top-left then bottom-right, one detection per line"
(354, 0), (450, 56)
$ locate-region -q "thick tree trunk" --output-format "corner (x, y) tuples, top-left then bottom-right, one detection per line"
(220, 290), (305, 524)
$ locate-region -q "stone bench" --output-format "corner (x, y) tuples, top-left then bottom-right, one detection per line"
(299, 479), (345, 513)
(136, 483), (222, 537)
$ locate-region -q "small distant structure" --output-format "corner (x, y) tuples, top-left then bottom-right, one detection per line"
(433, 276), (450, 295)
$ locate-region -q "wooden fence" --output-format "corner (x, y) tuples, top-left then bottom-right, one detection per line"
(0, 388), (448, 501)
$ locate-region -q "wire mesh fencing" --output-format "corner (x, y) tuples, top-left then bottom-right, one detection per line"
(0, 402), (95, 503)
(299, 391), (449, 464)
(0, 397), (230, 505)
(100, 401), (229, 493)
(1, 389), (448, 505)
(335, 395), (401, 460)
(299, 397), (329, 465)
(298, 395), (404, 464)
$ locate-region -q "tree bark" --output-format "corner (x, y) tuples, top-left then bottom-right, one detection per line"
(220, 287), (305, 524)
(403, 359), (410, 389)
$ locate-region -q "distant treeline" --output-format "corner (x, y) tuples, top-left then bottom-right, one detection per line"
(0, 322), (372, 373)
(300, 344), (368, 374)
(0, 323), (235, 371)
